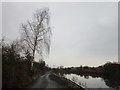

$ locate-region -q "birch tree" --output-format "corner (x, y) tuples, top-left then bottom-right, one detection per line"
(21, 8), (52, 70)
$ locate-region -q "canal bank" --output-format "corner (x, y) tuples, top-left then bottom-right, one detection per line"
(49, 73), (86, 89)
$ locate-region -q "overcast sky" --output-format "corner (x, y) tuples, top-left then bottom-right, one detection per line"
(2, 2), (118, 67)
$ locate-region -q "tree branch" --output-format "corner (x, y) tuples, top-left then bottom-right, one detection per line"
(27, 21), (35, 35)
(23, 26), (34, 46)
(24, 39), (34, 51)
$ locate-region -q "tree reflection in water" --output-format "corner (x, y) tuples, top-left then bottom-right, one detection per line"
(102, 77), (120, 90)
(53, 62), (120, 89)
(62, 73), (120, 89)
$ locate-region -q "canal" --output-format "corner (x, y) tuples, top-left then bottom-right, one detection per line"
(63, 73), (120, 90)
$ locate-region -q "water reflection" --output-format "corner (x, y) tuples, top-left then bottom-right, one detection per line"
(63, 73), (120, 90)
(103, 77), (120, 90)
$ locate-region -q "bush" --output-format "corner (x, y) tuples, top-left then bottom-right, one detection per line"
(2, 41), (46, 88)
(102, 62), (120, 78)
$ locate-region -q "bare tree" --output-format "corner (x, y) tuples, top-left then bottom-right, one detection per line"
(21, 8), (52, 70)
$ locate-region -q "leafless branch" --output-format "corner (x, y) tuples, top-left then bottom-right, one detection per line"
(21, 8), (51, 66)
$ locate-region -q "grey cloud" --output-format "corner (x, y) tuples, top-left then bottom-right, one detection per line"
(2, 2), (118, 67)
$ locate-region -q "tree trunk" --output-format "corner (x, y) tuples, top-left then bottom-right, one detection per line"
(31, 37), (37, 70)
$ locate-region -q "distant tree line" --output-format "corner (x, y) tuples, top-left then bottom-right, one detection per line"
(52, 62), (120, 79)
(52, 63), (120, 89)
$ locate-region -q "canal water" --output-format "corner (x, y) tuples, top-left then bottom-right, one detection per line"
(64, 73), (120, 90)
